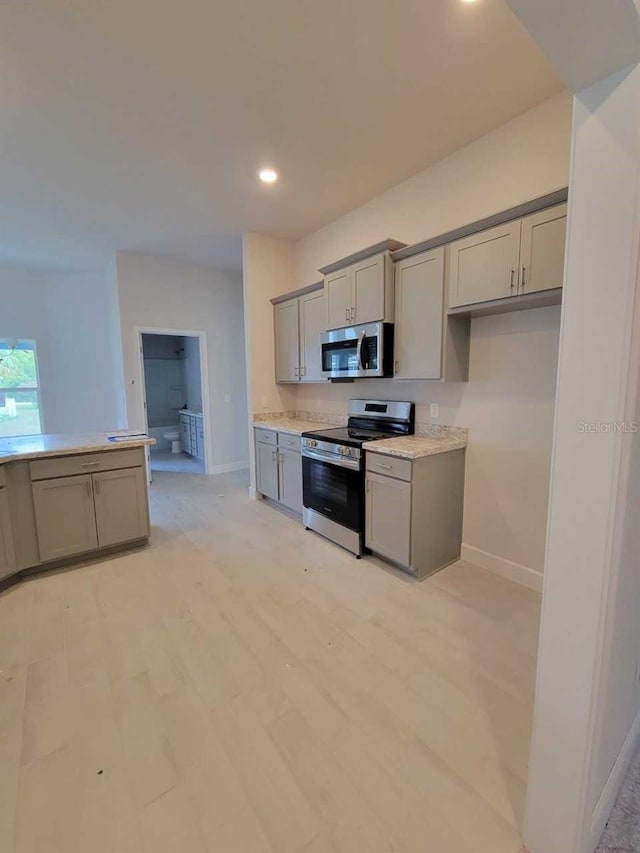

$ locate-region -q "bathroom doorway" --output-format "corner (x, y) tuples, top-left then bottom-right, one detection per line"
(137, 328), (211, 476)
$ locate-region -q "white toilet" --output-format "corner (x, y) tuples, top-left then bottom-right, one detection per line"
(163, 429), (181, 454)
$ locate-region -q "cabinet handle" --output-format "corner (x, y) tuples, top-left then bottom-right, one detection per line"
(81, 461), (101, 469)
(394, 359), (399, 374)
(376, 462), (392, 470)
(350, 306), (356, 321)
(345, 307), (349, 321)
(510, 269), (515, 292)
(272, 450), (277, 462)
(300, 365), (306, 376)
(521, 265), (526, 290)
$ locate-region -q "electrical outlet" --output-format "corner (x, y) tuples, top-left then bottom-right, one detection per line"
(430, 403), (440, 419)
(224, 393), (231, 403)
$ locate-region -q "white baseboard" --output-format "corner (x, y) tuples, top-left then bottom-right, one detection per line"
(588, 707), (640, 852)
(248, 486), (262, 500)
(210, 460), (249, 475)
(461, 543), (543, 592)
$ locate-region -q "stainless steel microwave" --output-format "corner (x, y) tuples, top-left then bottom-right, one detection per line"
(320, 322), (394, 379)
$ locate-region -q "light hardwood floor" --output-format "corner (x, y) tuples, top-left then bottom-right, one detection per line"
(0, 469), (541, 853)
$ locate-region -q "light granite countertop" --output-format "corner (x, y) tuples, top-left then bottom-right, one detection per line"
(253, 417), (331, 436)
(0, 432), (155, 465)
(366, 433), (467, 460)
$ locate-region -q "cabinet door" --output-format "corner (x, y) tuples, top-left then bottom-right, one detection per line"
(365, 473), (411, 566)
(93, 467), (149, 548)
(299, 289), (327, 382)
(0, 489), (16, 579)
(394, 248), (444, 380)
(278, 448), (302, 514)
(255, 440), (279, 500)
(180, 419), (191, 454)
(274, 299), (300, 382)
(351, 254), (385, 324)
(519, 204), (567, 295)
(32, 474), (98, 562)
(196, 422), (205, 460)
(448, 221), (522, 308)
(325, 268), (351, 330)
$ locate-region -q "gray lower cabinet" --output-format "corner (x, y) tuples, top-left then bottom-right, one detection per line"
(0, 486), (17, 579)
(365, 449), (465, 578)
(30, 450), (150, 565)
(256, 439), (279, 500)
(93, 467), (149, 548)
(278, 448), (302, 514)
(180, 412), (205, 460)
(254, 429), (303, 514)
(32, 474), (98, 562)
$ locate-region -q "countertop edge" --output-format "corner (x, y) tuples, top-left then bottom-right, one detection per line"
(365, 439), (468, 460)
(0, 437), (155, 466)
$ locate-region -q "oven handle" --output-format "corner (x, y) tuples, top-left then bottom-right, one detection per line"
(302, 447), (361, 471)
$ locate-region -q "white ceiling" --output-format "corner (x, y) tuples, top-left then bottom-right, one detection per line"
(0, 0), (562, 272)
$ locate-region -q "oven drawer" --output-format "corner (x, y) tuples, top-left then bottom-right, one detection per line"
(366, 453), (412, 482)
(277, 433), (301, 452)
(254, 428), (277, 446)
(29, 449), (143, 481)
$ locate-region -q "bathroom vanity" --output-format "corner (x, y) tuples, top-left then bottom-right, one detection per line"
(0, 433), (154, 582)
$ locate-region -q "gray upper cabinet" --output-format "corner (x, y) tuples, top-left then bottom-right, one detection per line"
(394, 247), (445, 380)
(274, 287), (327, 384)
(325, 268), (351, 329)
(93, 467), (149, 548)
(32, 474), (98, 562)
(274, 298), (301, 382)
(519, 203), (567, 295)
(299, 289), (327, 382)
(0, 487), (16, 579)
(448, 202), (567, 310)
(448, 221), (522, 308)
(324, 251), (394, 330)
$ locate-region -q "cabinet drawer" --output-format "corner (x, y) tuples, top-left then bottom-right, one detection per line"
(29, 448), (143, 482)
(277, 433), (301, 452)
(366, 453), (412, 482)
(0, 467), (5, 489)
(254, 428), (277, 446)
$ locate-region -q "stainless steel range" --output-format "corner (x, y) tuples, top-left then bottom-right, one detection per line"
(301, 399), (415, 556)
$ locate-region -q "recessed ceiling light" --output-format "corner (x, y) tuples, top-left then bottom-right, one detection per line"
(460, 0), (479, 3)
(258, 168), (278, 184)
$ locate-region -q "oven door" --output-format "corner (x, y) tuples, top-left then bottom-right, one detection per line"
(302, 452), (363, 532)
(321, 322), (390, 379)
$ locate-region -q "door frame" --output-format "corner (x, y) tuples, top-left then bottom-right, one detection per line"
(135, 326), (213, 475)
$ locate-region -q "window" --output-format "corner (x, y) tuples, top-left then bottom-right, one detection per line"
(0, 340), (43, 438)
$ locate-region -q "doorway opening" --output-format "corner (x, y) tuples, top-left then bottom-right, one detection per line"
(139, 331), (209, 475)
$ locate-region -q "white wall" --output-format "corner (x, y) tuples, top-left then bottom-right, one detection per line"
(0, 268), (125, 434)
(524, 65), (640, 853)
(117, 251), (248, 473)
(184, 336), (202, 411)
(282, 92), (572, 579)
(242, 233), (298, 492)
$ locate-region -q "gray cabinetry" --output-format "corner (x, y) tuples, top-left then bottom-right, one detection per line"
(32, 474), (98, 562)
(393, 246), (470, 382)
(447, 203), (567, 310)
(93, 467), (149, 548)
(179, 411), (205, 460)
(365, 449), (465, 578)
(30, 448), (149, 565)
(255, 438), (279, 501)
(254, 428), (303, 514)
(0, 481), (17, 579)
(324, 251), (394, 330)
(273, 286), (327, 384)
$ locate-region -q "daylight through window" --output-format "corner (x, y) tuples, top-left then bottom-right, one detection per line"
(0, 339), (42, 437)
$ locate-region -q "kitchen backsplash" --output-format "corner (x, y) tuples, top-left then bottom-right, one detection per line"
(253, 410), (468, 441)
